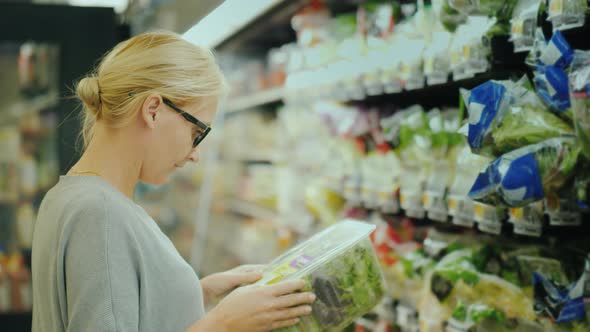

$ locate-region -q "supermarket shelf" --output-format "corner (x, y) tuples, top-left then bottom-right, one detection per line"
(227, 199), (281, 224)
(225, 87), (284, 113)
(0, 91), (59, 125)
(210, 0), (359, 52)
(358, 67), (527, 109)
(227, 199), (310, 236)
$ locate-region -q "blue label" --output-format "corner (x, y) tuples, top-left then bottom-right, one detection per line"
(556, 296), (586, 323)
(535, 66), (571, 111)
(467, 81), (507, 151)
(547, 31), (574, 69)
(499, 153), (544, 205)
(468, 152), (544, 207)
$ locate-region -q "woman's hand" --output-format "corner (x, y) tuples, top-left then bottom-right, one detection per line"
(203, 279), (316, 332)
(201, 265), (265, 306)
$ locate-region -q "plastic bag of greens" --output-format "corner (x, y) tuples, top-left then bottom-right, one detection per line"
(533, 30), (575, 69)
(461, 77), (573, 156)
(468, 137), (581, 207)
(440, 0), (467, 32)
(449, 0), (517, 20)
(527, 30), (575, 116)
(510, 0), (543, 52)
(569, 50), (590, 160)
(534, 254), (590, 325)
(547, 0), (588, 31)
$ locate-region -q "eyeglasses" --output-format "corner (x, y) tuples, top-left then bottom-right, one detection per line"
(162, 98), (211, 148)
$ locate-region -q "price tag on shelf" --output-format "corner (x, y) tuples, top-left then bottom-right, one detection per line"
(448, 195), (475, 227)
(545, 197), (582, 226)
(475, 203), (504, 235)
(424, 190), (448, 222)
(549, 0), (564, 16)
(510, 202), (544, 237)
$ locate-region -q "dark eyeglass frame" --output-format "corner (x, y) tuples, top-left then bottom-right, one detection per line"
(162, 98), (211, 148)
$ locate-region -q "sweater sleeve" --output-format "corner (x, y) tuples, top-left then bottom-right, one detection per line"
(63, 193), (140, 332)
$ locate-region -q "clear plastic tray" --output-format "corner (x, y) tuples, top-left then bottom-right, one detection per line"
(256, 220), (386, 332)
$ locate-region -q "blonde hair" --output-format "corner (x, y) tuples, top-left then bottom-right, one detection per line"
(76, 31), (227, 147)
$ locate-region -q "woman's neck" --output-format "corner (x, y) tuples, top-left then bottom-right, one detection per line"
(68, 124), (143, 199)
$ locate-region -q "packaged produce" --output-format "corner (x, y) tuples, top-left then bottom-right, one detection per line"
(569, 50), (590, 160)
(509, 201), (544, 237)
(469, 137), (581, 207)
(510, 0), (543, 52)
(448, 0), (517, 20)
(423, 30), (453, 85)
(448, 146), (491, 227)
(256, 220), (386, 332)
(429, 248), (536, 321)
(397, 106), (434, 218)
(439, 0), (467, 32)
(547, 0), (588, 31)
(533, 254), (590, 329)
(461, 78), (574, 157)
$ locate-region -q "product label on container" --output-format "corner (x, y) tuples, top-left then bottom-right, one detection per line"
(474, 203), (505, 224)
(549, 0), (564, 17)
(260, 255), (315, 285)
(449, 195), (475, 227)
(475, 203), (504, 234)
(545, 197), (582, 226)
(401, 191), (425, 219)
(423, 191), (448, 222)
(511, 206), (543, 237)
(378, 190), (400, 214)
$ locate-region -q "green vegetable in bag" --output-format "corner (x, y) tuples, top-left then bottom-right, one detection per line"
(492, 104), (574, 153)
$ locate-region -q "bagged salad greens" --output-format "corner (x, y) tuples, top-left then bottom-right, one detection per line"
(510, 0), (544, 52)
(534, 254), (590, 330)
(256, 220), (386, 332)
(461, 77), (574, 157)
(527, 30), (575, 118)
(428, 248), (537, 322)
(569, 50), (590, 160)
(468, 137), (581, 207)
(547, 0), (588, 31)
(448, 0), (517, 21)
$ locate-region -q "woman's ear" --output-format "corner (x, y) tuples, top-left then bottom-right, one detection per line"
(141, 94), (163, 129)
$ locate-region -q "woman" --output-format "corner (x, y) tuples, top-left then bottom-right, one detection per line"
(31, 31), (315, 332)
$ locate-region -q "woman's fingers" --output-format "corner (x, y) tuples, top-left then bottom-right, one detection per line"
(271, 318), (300, 330)
(275, 292), (316, 308)
(268, 280), (306, 296)
(271, 305), (313, 321)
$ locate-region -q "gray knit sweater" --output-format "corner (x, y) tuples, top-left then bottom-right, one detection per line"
(32, 175), (205, 332)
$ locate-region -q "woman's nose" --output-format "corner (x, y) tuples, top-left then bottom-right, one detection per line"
(187, 147), (199, 163)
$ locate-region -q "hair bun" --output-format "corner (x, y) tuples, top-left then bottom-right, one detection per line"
(77, 76), (102, 116)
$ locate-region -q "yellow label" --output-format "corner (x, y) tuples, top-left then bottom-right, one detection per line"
(378, 191), (389, 201)
(424, 57), (435, 73)
(400, 194), (407, 204)
(511, 19), (524, 36)
(463, 45), (471, 59)
(264, 264), (297, 285)
(449, 198), (457, 211)
(550, 0), (563, 15)
(422, 193), (429, 207)
(475, 204), (484, 218)
(510, 207), (524, 221)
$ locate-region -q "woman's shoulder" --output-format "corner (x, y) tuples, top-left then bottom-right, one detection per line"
(40, 176), (140, 232)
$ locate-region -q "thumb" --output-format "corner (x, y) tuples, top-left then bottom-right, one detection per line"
(232, 271), (263, 286)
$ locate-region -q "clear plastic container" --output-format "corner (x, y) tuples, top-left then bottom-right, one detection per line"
(256, 220), (386, 332)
